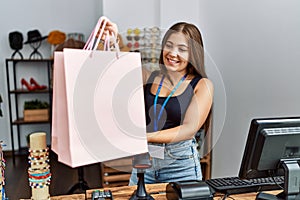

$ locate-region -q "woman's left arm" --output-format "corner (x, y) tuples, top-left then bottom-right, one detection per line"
(147, 78), (214, 143)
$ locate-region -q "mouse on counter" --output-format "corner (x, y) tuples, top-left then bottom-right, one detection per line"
(166, 180), (215, 200)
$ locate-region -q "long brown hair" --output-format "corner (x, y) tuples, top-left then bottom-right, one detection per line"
(159, 22), (212, 149)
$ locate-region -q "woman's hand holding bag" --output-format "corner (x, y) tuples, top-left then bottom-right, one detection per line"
(84, 16), (119, 52)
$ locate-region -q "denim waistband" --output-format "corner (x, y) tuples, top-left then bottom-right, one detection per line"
(148, 138), (196, 150)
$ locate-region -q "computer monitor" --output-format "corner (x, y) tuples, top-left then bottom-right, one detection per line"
(239, 116), (300, 199)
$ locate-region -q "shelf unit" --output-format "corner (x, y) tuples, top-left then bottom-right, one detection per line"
(5, 58), (53, 163)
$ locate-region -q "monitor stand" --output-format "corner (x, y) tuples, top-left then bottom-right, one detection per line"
(256, 160), (300, 200)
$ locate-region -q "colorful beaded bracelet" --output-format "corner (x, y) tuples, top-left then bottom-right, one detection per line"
(28, 148), (49, 153)
(28, 176), (51, 183)
(29, 181), (50, 188)
(28, 171), (50, 177)
(28, 152), (49, 160)
(28, 165), (50, 172)
(28, 159), (50, 165)
(28, 173), (51, 180)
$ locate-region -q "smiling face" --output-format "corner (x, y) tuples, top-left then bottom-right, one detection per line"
(159, 22), (206, 79)
(162, 32), (189, 75)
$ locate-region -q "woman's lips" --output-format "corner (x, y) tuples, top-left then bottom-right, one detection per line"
(166, 57), (180, 65)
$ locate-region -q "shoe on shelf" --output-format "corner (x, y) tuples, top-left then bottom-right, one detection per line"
(30, 78), (47, 90)
(21, 78), (36, 91)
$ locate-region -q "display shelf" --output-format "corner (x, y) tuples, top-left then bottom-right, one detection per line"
(12, 118), (50, 125)
(5, 58), (53, 164)
(9, 89), (51, 94)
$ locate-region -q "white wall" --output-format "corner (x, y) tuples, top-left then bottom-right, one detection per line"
(160, 0), (200, 28)
(102, 0), (160, 35)
(0, 0), (102, 149)
(200, 0), (300, 178)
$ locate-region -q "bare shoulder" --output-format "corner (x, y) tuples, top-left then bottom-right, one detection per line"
(195, 78), (214, 96)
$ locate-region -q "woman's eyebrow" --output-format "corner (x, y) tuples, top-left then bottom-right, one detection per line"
(166, 41), (188, 48)
(178, 44), (188, 48)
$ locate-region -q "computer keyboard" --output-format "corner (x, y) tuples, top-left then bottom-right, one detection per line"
(206, 176), (284, 194)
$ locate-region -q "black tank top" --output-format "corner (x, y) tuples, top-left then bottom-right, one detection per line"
(144, 71), (202, 132)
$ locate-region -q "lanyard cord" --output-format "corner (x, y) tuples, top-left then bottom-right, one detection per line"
(153, 73), (188, 131)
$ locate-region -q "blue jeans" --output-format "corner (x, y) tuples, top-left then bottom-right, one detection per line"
(129, 138), (202, 185)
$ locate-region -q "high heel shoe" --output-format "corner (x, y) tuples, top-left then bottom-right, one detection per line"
(30, 78), (47, 90)
(21, 78), (36, 91)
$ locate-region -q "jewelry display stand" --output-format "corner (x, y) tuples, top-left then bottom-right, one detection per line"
(0, 141), (7, 199)
(29, 132), (50, 200)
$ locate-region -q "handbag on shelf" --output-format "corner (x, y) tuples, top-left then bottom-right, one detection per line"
(51, 16), (148, 168)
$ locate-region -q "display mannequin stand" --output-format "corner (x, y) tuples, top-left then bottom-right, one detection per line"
(28, 41), (43, 59)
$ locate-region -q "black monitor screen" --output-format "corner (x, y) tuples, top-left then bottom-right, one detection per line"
(239, 116), (300, 179)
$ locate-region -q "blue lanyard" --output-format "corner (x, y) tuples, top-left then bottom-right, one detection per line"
(153, 74), (188, 131)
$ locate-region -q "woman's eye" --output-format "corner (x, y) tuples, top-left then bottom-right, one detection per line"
(165, 43), (172, 49)
(179, 47), (188, 52)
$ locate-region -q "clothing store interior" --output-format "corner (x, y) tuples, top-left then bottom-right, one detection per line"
(0, 1), (299, 199)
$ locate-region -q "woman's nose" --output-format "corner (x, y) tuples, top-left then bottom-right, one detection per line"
(168, 48), (179, 57)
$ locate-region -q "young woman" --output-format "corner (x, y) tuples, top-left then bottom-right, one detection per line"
(100, 19), (213, 184)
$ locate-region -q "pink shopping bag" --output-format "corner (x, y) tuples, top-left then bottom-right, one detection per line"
(51, 17), (148, 168)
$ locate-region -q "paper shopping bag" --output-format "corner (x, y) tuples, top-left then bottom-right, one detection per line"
(51, 49), (148, 168)
(51, 51), (73, 165)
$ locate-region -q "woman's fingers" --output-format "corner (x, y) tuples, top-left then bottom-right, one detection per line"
(97, 18), (118, 40)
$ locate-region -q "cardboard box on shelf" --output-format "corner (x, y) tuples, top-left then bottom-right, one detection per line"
(24, 109), (49, 122)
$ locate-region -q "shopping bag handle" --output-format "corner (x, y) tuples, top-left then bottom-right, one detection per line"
(84, 16), (120, 54)
(103, 32), (120, 57)
(84, 16), (108, 50)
